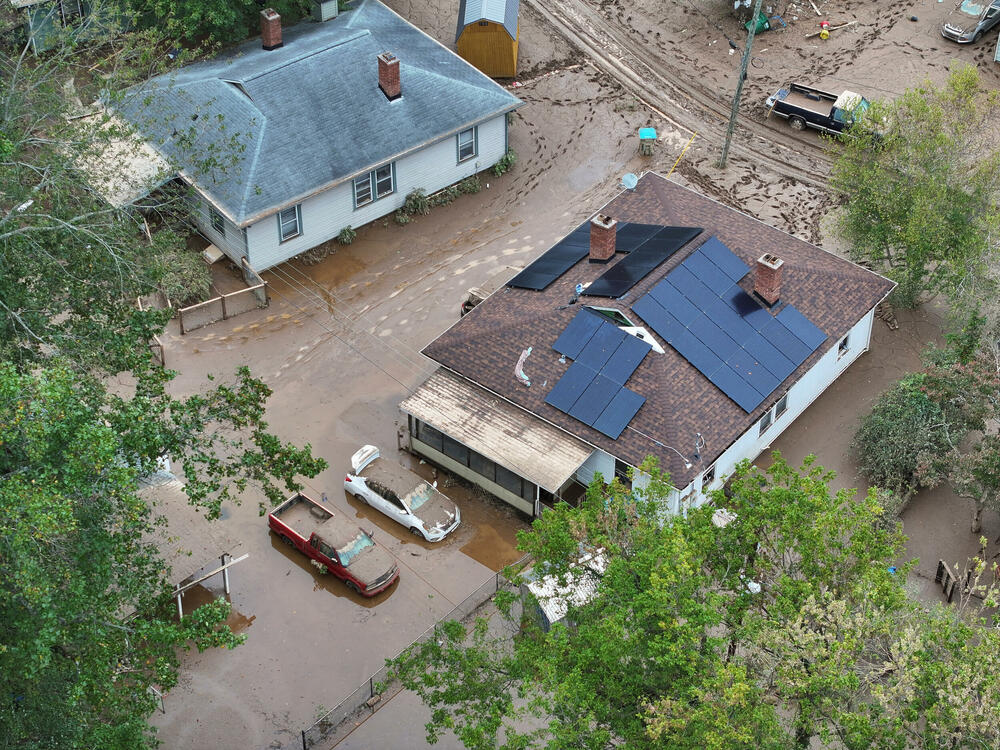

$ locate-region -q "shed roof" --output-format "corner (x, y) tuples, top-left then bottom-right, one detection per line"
(421, 173), (894, 488)
(400, 368), (593, 492)
(456, 0), (519, 41)
(114, 0), (521, 226)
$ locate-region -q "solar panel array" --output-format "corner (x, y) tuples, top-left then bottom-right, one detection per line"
(585, 225), (702, 298)
(508, 223), (590, 291)
(630, 236), (827, 413)
(545, 310), (651, 439)
(507, 220), (701, 294)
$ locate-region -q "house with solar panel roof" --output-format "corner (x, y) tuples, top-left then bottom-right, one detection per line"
(401, 172), (894, 517)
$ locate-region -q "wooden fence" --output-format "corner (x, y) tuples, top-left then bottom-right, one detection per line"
(178, 259), (269, 334)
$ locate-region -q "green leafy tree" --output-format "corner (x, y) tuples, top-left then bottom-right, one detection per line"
(121, 0), (311, 44)
(853, 356), (998, 498)
(829, 63), (1000, 309)
(0, 16), (327, 748)
(390, 455), (957, 750)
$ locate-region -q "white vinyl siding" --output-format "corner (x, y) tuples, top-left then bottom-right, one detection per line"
(192, 195), (246, 263)
(244, 114), (508, 270)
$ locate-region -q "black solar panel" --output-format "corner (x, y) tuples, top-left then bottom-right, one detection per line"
(552, 309), (603, 359)
(630, 237), (827, 413)
(508, 225), (591, 290)
(592, 388), (646, 440)
(585, 226), (702, 298)
(545, 313), (652, 438)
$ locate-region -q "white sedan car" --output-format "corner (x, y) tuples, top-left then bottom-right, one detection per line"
(344, 446), (460, 542)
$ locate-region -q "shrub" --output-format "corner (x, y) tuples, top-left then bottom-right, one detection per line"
(402, 189), (431, 216)
(458, 175), (481, 194)
(491, 148), (517, 176)
(430, 185), (461, 207)
(394, 210), (412, 225)
(337, 225), (356, 245)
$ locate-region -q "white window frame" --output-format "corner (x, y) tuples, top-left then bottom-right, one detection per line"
(209, 207), (226, 236)
(838, 334), (850, 357)
(457, 127), (477, 163)
(277, 205), (301, 242)
(775, 393), (788, 419)
(758, 409), (773, 436)
(702, 463), (716, 487)
(354, 163), (395, 208)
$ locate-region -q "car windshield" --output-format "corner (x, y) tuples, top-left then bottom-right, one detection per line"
(406, 483), (434, 511)
(958, 1), (985, 17)
(336, 532), (374, 566)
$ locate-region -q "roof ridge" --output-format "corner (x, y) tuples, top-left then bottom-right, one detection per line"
(240, 29), (372, 83)
(238, 116), (268, 223)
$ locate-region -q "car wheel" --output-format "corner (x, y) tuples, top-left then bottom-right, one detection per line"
(974, 30), (983, 43)
(345, 580), (361, 594)
(789, 116), (806, 131)
(354, 492), (367, 505)
(409, 526), (423, 539)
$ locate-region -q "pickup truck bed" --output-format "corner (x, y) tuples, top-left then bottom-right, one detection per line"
(270, 494), (333, 541)
(778, 87), (836, 116)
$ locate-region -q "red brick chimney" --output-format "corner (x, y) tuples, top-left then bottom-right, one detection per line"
(589, 214), (617, 263)
(754, 253), (783, 306)
(261, 8), (282, 51)
(378, 52), (401, 101)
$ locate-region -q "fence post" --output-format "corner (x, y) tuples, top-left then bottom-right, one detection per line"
(221, 293), (228, 321)
(221, 553), (231, 595)
(301, 729), (308, 750)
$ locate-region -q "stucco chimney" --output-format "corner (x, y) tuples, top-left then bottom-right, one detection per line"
(261, 8), (282, 50)
(589, 214), (617, 263)
(755, 253), (783, 306)
(378, 52), (401, 101)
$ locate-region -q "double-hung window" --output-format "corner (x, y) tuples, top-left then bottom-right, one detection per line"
(354, 163), (395, 207)
(457, 127), (477, 162)
(759, 393), (790, 436)
(209, 207), (226, 236)
(278, 205), (301, 242)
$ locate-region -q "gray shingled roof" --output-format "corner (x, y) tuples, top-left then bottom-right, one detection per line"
(456, 0), (519, 41)
(115, 0), (521, 225)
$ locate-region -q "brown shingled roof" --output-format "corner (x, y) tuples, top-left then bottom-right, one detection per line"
(422, 173), (894, 487)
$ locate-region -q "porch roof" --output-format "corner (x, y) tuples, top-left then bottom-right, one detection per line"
(400, 368), (593, 492)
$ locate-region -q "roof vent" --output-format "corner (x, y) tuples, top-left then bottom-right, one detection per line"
(755, 253), (783, 306)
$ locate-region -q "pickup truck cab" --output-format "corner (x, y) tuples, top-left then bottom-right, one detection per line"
(766, 83), (872, 136)
(942, 0), (1000, 43)
(344, 445), (461, 542)
(267, 492), (399, 596)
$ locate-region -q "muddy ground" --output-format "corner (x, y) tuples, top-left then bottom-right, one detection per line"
(150, 1), (1000, 748)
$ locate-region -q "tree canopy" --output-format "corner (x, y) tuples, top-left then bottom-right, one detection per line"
(391, 456), (1000, 749)
(829, 63), (1000, 310)
(0, 16), (327, 748)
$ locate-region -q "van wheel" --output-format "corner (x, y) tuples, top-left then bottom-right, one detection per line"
(789, 116), (806, 131)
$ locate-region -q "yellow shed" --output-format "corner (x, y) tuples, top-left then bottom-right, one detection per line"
(456, 0), (519, 78)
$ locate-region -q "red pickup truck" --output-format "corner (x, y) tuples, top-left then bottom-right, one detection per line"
(267, 492), (399, 596)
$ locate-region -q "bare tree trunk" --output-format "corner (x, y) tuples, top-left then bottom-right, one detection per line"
(972, 500), (985, 534)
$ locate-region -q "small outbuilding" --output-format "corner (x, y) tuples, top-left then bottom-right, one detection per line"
(456, 0), (519, 78)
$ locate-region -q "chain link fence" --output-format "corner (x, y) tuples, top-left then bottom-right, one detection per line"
(300, 555), (530, 750)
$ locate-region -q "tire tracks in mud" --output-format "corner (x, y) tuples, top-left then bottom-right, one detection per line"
(525, 0), (838, 190)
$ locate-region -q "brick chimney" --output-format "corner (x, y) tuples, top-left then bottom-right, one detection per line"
(754, 253), (783, 306)
(261, 8), (282, 50)
(378, 52), (401, 101)
(589, 214), (617, 263)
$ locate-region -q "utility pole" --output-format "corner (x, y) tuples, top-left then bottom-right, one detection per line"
(719, 0), (764, 168)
